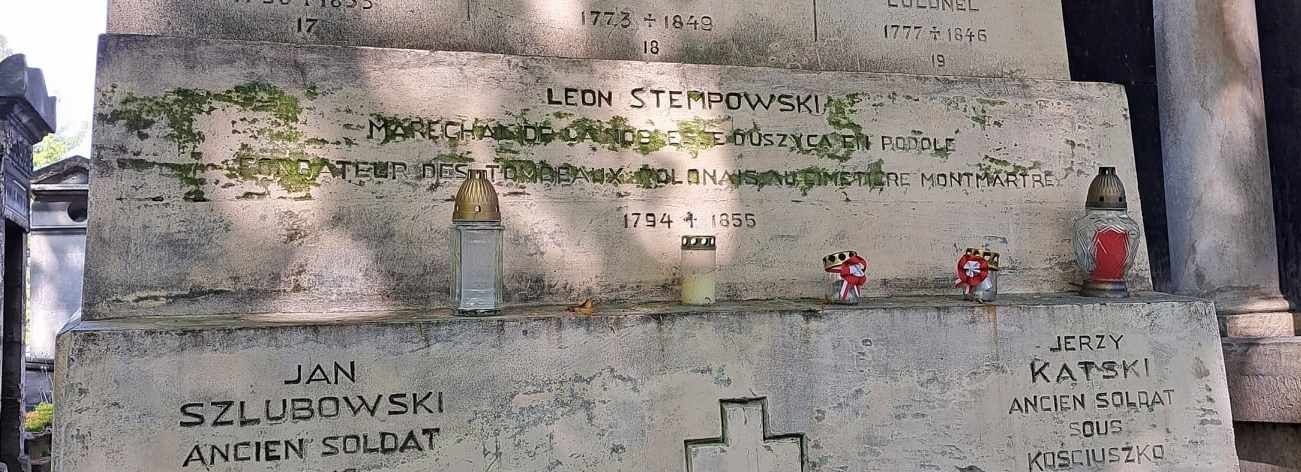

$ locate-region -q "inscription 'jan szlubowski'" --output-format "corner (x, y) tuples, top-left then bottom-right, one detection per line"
(177, 361), (447, 468)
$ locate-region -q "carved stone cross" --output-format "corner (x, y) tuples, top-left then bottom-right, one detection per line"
(685, 398), (805, 472)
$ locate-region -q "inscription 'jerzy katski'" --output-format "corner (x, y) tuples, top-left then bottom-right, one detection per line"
(1010, 333), (1175, 472)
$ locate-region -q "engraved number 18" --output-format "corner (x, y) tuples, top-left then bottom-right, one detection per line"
(643, 40), (660, 55)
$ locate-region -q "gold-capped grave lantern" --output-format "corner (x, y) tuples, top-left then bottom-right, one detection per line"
(450, 170), (504, 314)
(1072, 167), (1141, 298)
(452, 170), (501, 222)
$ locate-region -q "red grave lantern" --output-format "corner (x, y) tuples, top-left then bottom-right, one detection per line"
(1071, 167), (1142, 297)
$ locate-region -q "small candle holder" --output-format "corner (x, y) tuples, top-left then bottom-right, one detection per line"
(970, 250), (1000, 302)
(823, 251), (868, 305)
(955, 248), (998, 302)
(680, 235), (717, 305)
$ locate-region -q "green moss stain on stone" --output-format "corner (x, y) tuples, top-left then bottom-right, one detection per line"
(436, 151), (474, 163)
(221, 144), (334, 196)
(97, 82), (348, 199)
(826, 94), (865, 136)
(115, 158), (212, 202)
(676, 117), (728, 158)
(100, 88), (213, 157)
(638, 129), (669, 155)
(978, 156), (1041, 175)
(213, 82), (304, 126)
(783, 93), (867, 162)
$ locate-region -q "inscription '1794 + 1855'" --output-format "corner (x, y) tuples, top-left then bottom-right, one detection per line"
(177, 361), (444, 468)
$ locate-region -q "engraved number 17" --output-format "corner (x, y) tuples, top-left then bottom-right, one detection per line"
(297, 17), (320, 33)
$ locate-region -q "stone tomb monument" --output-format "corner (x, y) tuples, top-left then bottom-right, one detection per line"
(55, 4), (1238, 472)
(81, 35), (1149, 317)
(107, 0), (1069, 79)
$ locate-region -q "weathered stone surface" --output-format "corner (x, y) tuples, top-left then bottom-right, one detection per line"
(1236, 422), (1301, 471)
(106, 0), (1070, 79)
(55, 295), (1238, 471)
(1154, 0), (1294, 337)
(1223, 337), (1301, 423)
(86, 34), (1150, 319)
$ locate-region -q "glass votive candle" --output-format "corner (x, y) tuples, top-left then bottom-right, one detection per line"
(681, 235), (717, 305)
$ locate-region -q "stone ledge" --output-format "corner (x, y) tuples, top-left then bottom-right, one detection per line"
(1223, 336), (1301, 423)
(55, 294), (1237, 471)
(68, 292), (1202, 329)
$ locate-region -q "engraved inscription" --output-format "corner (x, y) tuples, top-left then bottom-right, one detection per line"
(176, 361), (446, 468)
(107, 0), (1070, 78)
(1012, 334), (1174, 471)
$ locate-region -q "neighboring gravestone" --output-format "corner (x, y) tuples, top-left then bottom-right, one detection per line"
(1, 54), (55, 472)
(83, 34), (1149, 319)
(56, 295), (1239, 471)
(106, 0), (1070, 79)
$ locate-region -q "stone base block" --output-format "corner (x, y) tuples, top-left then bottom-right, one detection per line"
(55, 295), (1238, 471)
(1224, 336), (1301, 423)
(1220, 313), (1296, 338)
(1236, 422), (1301, 471)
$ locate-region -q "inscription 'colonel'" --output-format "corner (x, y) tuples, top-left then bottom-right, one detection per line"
(886, 0), (981, 12)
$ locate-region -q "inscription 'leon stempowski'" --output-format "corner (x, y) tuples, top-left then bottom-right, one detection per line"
(177, 361), (445, 468)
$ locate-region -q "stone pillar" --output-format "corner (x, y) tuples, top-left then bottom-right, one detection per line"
(0, 54), (54, 472)
(1154, 0), (1294, 337)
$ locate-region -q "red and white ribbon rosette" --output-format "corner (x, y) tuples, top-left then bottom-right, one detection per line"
(828, 254), (869, 301)
(954, 252), (990, 295)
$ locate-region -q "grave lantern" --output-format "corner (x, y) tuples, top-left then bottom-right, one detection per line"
(1071, 167), (1141, 297)
(680, 236), (717, 305)
(450, 170), (504, 314)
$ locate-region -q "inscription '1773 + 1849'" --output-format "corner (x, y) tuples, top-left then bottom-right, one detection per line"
(177, 361), (444, 468)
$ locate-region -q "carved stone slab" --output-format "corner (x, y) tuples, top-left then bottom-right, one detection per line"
(106, 0), (1070, 79)
(85, 34), (1149, 319)
(54, 296), (1239, 471)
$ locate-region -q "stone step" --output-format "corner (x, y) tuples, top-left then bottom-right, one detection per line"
(1223, 336), (1301, 424)
(55, 294), (1237, 471)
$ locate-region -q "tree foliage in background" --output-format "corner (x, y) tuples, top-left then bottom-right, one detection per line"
(2, 34), (85, 169)
(23, 403), (53, 433)
(33, 132), (82, 169)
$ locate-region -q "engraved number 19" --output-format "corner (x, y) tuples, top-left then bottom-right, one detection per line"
(931, 54), (946, 68)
